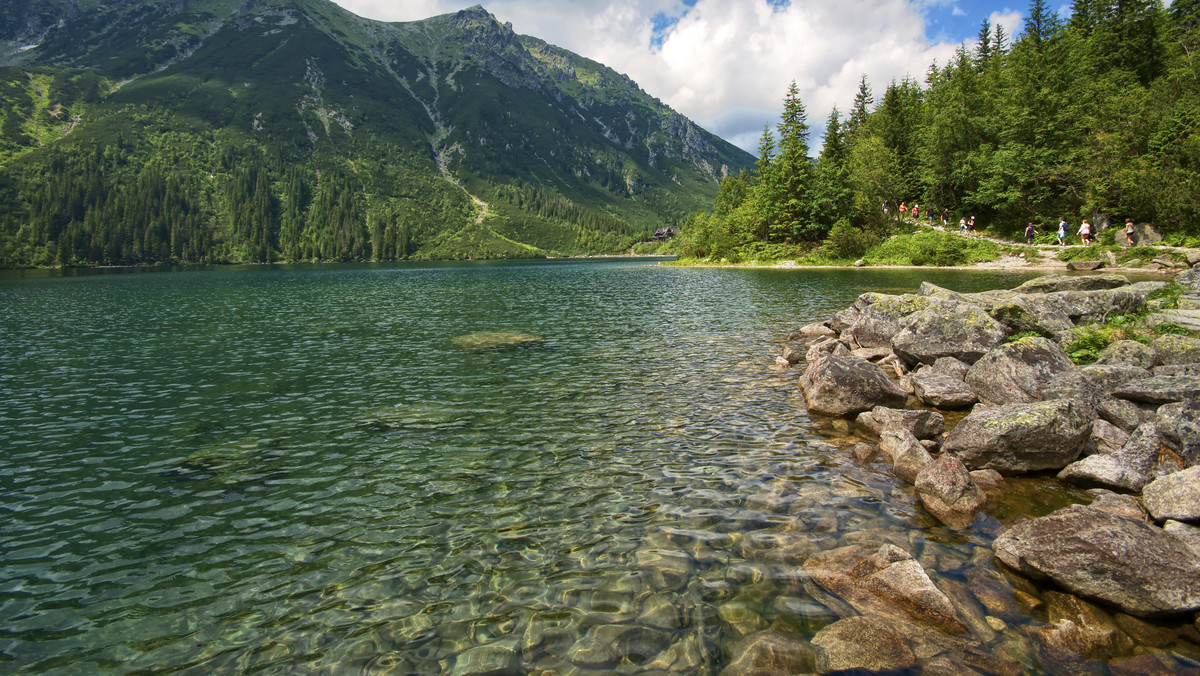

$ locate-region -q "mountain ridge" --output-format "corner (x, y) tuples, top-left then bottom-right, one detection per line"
(0, 0), (753, 265)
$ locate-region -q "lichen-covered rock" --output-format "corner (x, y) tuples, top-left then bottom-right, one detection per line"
(1052, 288), (1151, 324)
(1095, 396), (1145, 433)
(1158, 401), (1200, 466)
(892, 299), (1010, 366)
(911, 371), (979, 409)
(1058, 422), (1166, 493)
(915, 456), (988, 527)
(1096, 340), (1158, 369)
(1088, 419), (1131, 455)
(993, 504), (1200, 618)
(989, 295), (1076, 339)
(1039, 364), (1153, 405)
(943, 399), (1093, 474)
(1112, 375), (1200, 405)
(800, 354), (908, 417)
(965, 336), (1076, 405)
(1014, 274), (1132, 294)
(843, 293), (935, 349)
(795, 322), (835, 340)
(856, 406), (944, 439)
(1152, 334), (1200, 366)
(1143, 467), (1200, 523)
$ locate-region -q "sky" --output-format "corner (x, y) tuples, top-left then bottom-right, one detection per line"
(328, 0), (1068, 154)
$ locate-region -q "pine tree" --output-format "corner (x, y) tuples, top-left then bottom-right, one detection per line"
(846, 75), (874, 140)
(754, 124), (774, 179)
(1023, 0), (1061, 50)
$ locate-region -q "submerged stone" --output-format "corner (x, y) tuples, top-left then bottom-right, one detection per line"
(449, 332), (545, 350)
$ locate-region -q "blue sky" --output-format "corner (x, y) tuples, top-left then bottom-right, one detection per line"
(333, 1), (1061, 153)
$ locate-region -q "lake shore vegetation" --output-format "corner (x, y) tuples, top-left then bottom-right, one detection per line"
(672, 0), (1200, 267)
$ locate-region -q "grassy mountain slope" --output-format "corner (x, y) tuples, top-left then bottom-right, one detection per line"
(0, 0), (753, 265)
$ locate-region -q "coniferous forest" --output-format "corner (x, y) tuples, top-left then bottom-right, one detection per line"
(0, 1), (751, 267)
(675, 0), (1200, 263)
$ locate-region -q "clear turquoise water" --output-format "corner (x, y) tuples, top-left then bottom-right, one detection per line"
(0, 261), (1177, 674)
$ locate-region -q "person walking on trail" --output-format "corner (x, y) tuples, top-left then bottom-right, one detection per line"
(968, 216), (976, 234)
(1125, 219), (1136, 246)
(1057, 218), (1067, 246)
(1025, 222), (1038, 245)
(959, 217), (968, 232)
(912, 203), (919, 220)
(1078, 219), (1092, 246)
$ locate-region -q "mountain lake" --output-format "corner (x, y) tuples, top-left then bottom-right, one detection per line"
(2, 259), (1196, 673)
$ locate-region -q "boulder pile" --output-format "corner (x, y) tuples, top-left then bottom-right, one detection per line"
(786, 273), (1200, 621)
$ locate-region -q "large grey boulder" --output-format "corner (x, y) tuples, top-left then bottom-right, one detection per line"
(911, 371), (978, 409)
(1058, 424), (1171, 493)
(1112, 375), (1200, 405)
(1152, 334), (1200, 366)
(800, 354), (908, 417)
(915, 456), (988, 527)
(1039, 364), (1153, 405)
(1096, 340), (1158, 369)
(1014, 274), (1132, 294)
(1142, 467), (1200, 523)
(1158, 401), (1200, 466)
(993, 504), (1200, 618)
(856, 406), (944, 439)
(988, 295), (1076, 339)
(942, 399), (1093, 474)
(1052, 288), (1151, 324)
(891, 299), (1010, 366)
(1178, 265), (1200, 290)
(842, 293), (933, 349)
(965, 336), (1076, 405)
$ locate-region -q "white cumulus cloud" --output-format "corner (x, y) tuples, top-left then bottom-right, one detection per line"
(329, 1), (968, 153)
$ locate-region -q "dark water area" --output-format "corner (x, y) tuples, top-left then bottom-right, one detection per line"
(0, 260), (1194, 673)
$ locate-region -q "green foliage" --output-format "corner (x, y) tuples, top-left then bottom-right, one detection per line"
(824, 218), (877, 259)
(866, 230), (1001, 266)
(0, 0), (752, 266)
(1147, 282), (1184, 309)
(1064, 325), (1112, 364)
(1007, 331), (1044, 343)
(1153, 321), (1193, 335)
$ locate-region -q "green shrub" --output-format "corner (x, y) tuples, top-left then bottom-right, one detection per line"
(1153, 322), (1192, 336)
(1097, 228), (1117, 246)
(866, 231), (1000, 267)
(825, 218), (876, 259)
(1007, 331), (1043, 343)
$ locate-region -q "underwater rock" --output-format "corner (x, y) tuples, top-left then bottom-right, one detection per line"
(449, 332), (545, 350)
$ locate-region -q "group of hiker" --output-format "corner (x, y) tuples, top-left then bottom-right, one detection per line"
(884, 201), (978, 234)
(1025, 217), (1137, 247)
(884, 200), (1137, 248)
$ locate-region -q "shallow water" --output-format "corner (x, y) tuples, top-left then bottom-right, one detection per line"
(0, 260), (1192, 674)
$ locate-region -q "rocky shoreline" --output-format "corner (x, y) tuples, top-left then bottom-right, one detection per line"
(772, 267), (1200, 673)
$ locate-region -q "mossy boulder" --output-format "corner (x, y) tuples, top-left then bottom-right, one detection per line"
(892, 300), (1010, 367)
(965, 336), (1076, 405)
(942, 399), (1093, 474)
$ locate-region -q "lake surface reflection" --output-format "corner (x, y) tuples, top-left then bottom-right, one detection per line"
(0, 260), (1192, 673)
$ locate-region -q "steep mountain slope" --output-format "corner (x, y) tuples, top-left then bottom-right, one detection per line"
(0, 0), (753, 265)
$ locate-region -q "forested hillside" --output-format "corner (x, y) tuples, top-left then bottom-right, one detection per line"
(677, 0), (1200, 263)
(0, 1), (752, 267)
